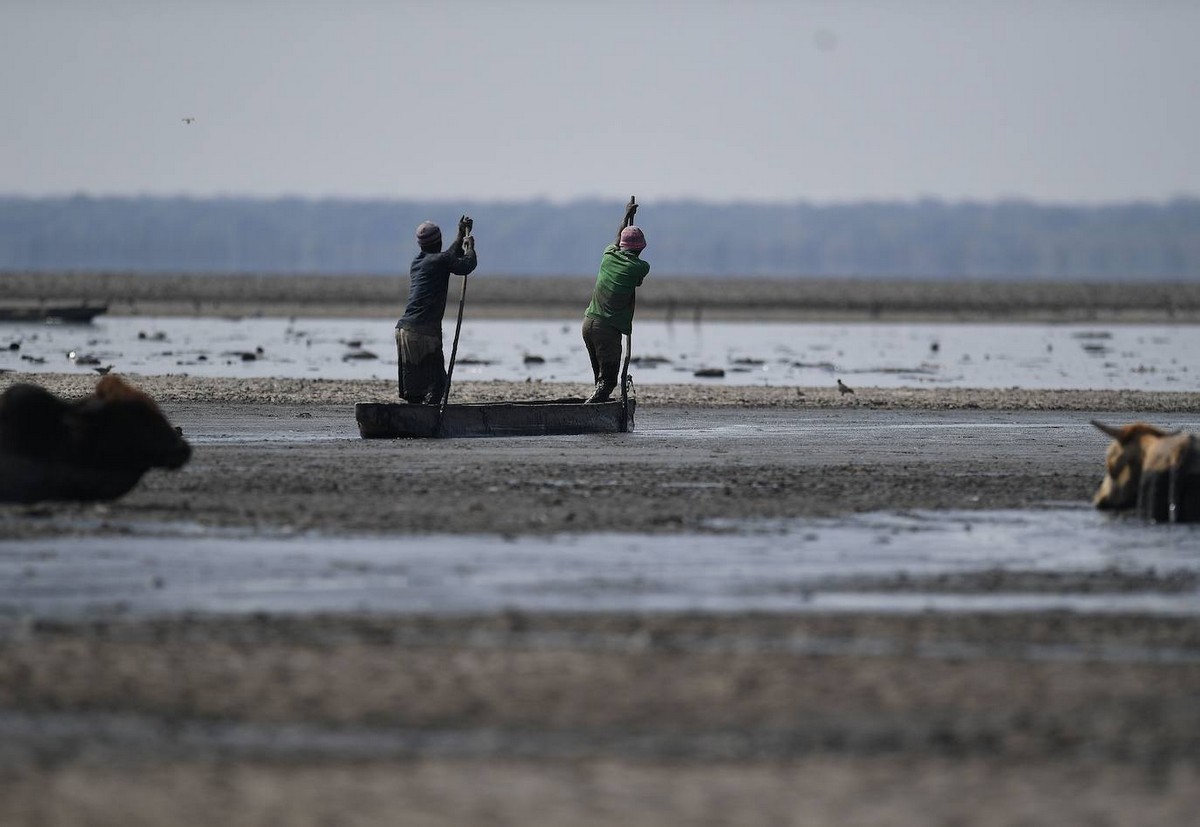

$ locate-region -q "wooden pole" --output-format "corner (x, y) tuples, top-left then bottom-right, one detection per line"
(620, 196), (635, 431)
(436, 225), (471, 437)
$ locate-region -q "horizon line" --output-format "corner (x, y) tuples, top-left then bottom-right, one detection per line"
(2, 192), (1199, 210)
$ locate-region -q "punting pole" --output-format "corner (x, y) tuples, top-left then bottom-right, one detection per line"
(620, 196), (636, 431)
(436, 224), (471, 437)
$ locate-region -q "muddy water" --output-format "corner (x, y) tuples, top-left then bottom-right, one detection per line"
(3, 508), (1198, 620)
(2, 316), (1197, 389)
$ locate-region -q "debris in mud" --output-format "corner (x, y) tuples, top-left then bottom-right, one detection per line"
(631, 355), (672, 367)
(694, 368), (725, 378)
(224, 349), (265, 362)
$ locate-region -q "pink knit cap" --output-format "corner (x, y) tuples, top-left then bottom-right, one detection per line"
(619, 225), (646, 251)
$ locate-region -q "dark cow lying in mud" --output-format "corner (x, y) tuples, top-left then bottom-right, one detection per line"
(1092, 421), (1200, 523)
(0, 375), (191, 503)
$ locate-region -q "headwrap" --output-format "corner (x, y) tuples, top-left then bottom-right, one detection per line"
(416, 221), (442, 249)
(619, 225), (646, 252)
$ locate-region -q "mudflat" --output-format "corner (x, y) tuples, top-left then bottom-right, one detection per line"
(4, 373), (1200, 540)
(3, 369), (1200, 824)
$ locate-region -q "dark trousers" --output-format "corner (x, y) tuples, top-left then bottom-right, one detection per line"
(395, 327), (446, 404)
(582, 317), (623, 388)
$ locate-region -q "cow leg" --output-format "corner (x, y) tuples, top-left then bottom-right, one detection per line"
(1180, 477), (1200, 523)
(1170, 440), (1200, 523)
(1163, 470), (1200, 523)
(1138, 469), (1170, 523)
(1169, 466), (1183, 524)
(1172, 470), (1200, 524)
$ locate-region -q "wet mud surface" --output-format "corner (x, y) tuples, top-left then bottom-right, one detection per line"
(1, 402), (1133, 539)
(4, 611), (1200, 825)
(4, 386), (1200, 823)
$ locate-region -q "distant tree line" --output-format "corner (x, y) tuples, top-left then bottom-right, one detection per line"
(1, 195), (1198, 280)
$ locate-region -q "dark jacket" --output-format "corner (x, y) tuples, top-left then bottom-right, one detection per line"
(397, 247), (478, 336)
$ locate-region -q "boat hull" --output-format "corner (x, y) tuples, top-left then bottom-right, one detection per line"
(0, 305), (108, 324)
(355, 398), (633, 439)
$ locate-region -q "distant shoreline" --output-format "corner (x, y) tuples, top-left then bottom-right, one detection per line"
(3, 272), (1200, 322)
(4, 196), (1199, 280)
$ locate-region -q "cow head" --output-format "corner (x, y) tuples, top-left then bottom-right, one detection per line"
(1091, 420), (1172, 511)
(80, 375), (192, 470)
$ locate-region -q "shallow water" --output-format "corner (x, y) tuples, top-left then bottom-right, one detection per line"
(2, 316), (1197, 390)
(3, 508), (1198, 620)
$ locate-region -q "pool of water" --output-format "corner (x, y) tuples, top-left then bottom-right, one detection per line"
(2, 316), (1196, 390)
(2, 508), (1198, 620)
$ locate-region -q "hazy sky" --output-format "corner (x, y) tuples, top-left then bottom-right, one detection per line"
(3, 0), (1199, 204)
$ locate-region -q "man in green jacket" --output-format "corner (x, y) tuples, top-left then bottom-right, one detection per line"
(582, 199), (649, 403)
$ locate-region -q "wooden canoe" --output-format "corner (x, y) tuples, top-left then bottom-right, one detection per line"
(355, 397), (634, 439)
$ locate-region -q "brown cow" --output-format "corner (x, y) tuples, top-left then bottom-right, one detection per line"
(0, 375), (191, 503)
(1092, 420), (1200, 523)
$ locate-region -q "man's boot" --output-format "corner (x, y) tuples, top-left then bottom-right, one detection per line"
(585, 380), (616, 404)
(423, 376), (445, 406)
(585, 363), (619, 404)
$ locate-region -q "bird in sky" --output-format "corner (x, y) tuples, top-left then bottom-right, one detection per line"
(182, 116), (195, 124)
(837, 378), (854, 395)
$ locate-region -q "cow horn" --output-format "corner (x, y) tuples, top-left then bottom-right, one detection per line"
(1091, 420), (1125, 439)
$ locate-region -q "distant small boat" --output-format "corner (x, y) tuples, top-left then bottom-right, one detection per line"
(0, 304), (108, 324)
(356, 397), (634, 439)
